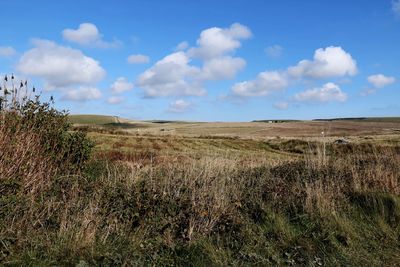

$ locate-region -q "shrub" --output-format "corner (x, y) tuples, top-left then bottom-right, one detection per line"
(0, 76), (93, 193)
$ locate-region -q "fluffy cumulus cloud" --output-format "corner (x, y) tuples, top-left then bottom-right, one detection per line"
(287, 46), (357, 79)
(362, 74), (396, 96)
(231, 46), (357, 100)
(367, 74), (395, 88)
(200, 56), (246, 80)
(17, 39), (105, 90)
(265, 45), (283, 58)
(62, 87), (102, 102)
(62, 23), (120, 48)
(127, 54), (150, 64)
(232, 71), (288, 97)
(188, 23), (251, 59)
(167, 99), (192, 113)
(137, 52), (204, 97)
(294, 82), (347, 103)
(137, 23), (251, 97)
(0, 46), (16, 57)
(111, 77), (134, 94)
(107, 96), (124, 104)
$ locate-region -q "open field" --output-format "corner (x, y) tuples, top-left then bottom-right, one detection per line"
(2, 112), (400, 266)
(70, 115), (400, 136)
(2, 0), (399, 265)
(71, 114), (400, 142)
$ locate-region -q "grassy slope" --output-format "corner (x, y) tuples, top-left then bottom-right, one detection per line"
(68, 114), (119, 125)
(3, 115), (400, 266)
(2, 132), (399, 266)
(85, 130), (400, 267)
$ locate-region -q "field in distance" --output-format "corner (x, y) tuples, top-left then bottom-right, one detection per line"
(69, 114), (400, 140)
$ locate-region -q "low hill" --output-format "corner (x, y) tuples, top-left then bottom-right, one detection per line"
(68, 114), (120, 125)
(313, 117), (400, 122)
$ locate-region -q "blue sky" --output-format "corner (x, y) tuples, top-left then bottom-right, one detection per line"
(0, 0), (399, 121)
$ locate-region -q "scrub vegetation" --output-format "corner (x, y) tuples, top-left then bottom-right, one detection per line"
(1, 80), (399, 266)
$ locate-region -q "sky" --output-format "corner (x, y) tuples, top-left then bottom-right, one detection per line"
(0, 0), (399, 121)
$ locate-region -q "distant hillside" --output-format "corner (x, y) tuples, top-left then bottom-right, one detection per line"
(68, 115), (119, 125)
(313, 117), (400, 122)
(144, 120), (192, 124)
(252, 119), (301, 123)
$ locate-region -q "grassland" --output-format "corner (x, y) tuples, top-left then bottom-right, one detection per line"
(1, 113), (400, 266)
(68, 114), (120, 125)
(71, 114), (400, 140)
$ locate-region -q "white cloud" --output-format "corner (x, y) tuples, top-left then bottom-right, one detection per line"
(111, 77), (134, 94)
(393, 0), (400, 15)
(188, 23), (251, 60)
(17, 40), (105, 90)
(175, 41), (189, 51)
(294, 82), (347, 103)
(367, 74), (395, 88)
(0, 46), (16, 57)
(63, 23), (98, 45)
(230, 46), (357, 100)
(232, 71), (288, 97)
(273, 101), (289, 110)
(200, 56), (246, 80)
(62, 23), (120, 48)
(137, 52), (204, 97)
(107, 96), (124, 104)
(137, 23), (250, 97)
(167, 99), (192, 113)
(265, 45), (283, 58)
(287, 46), (357, 79)
(62, 87), (102, 102)
(127, 54), (150, 64)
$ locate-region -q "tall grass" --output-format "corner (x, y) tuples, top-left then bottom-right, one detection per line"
(1, 77), (399, 265)
(2, 143), (399, 265)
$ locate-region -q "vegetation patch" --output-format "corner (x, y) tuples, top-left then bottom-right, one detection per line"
(1, 80), (399, 265)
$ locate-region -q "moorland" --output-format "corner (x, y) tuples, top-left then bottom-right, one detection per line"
(1, 93), (399, 266)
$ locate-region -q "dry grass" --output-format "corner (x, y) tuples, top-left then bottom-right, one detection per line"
(69, 114), (400, 139)
(1, 105), (400, 265)
(2, 132), (400, 265)
(0, 119), (58, 193)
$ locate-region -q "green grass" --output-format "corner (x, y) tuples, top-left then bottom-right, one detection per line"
(2, 153), (399, 266)
(68, 114), (120, 125)
(2, 114), (400, 266)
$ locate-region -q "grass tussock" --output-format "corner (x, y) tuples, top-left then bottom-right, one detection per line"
(1, 78), (400, 266)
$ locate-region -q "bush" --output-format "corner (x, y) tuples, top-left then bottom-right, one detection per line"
(0, 76), (93, 193)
